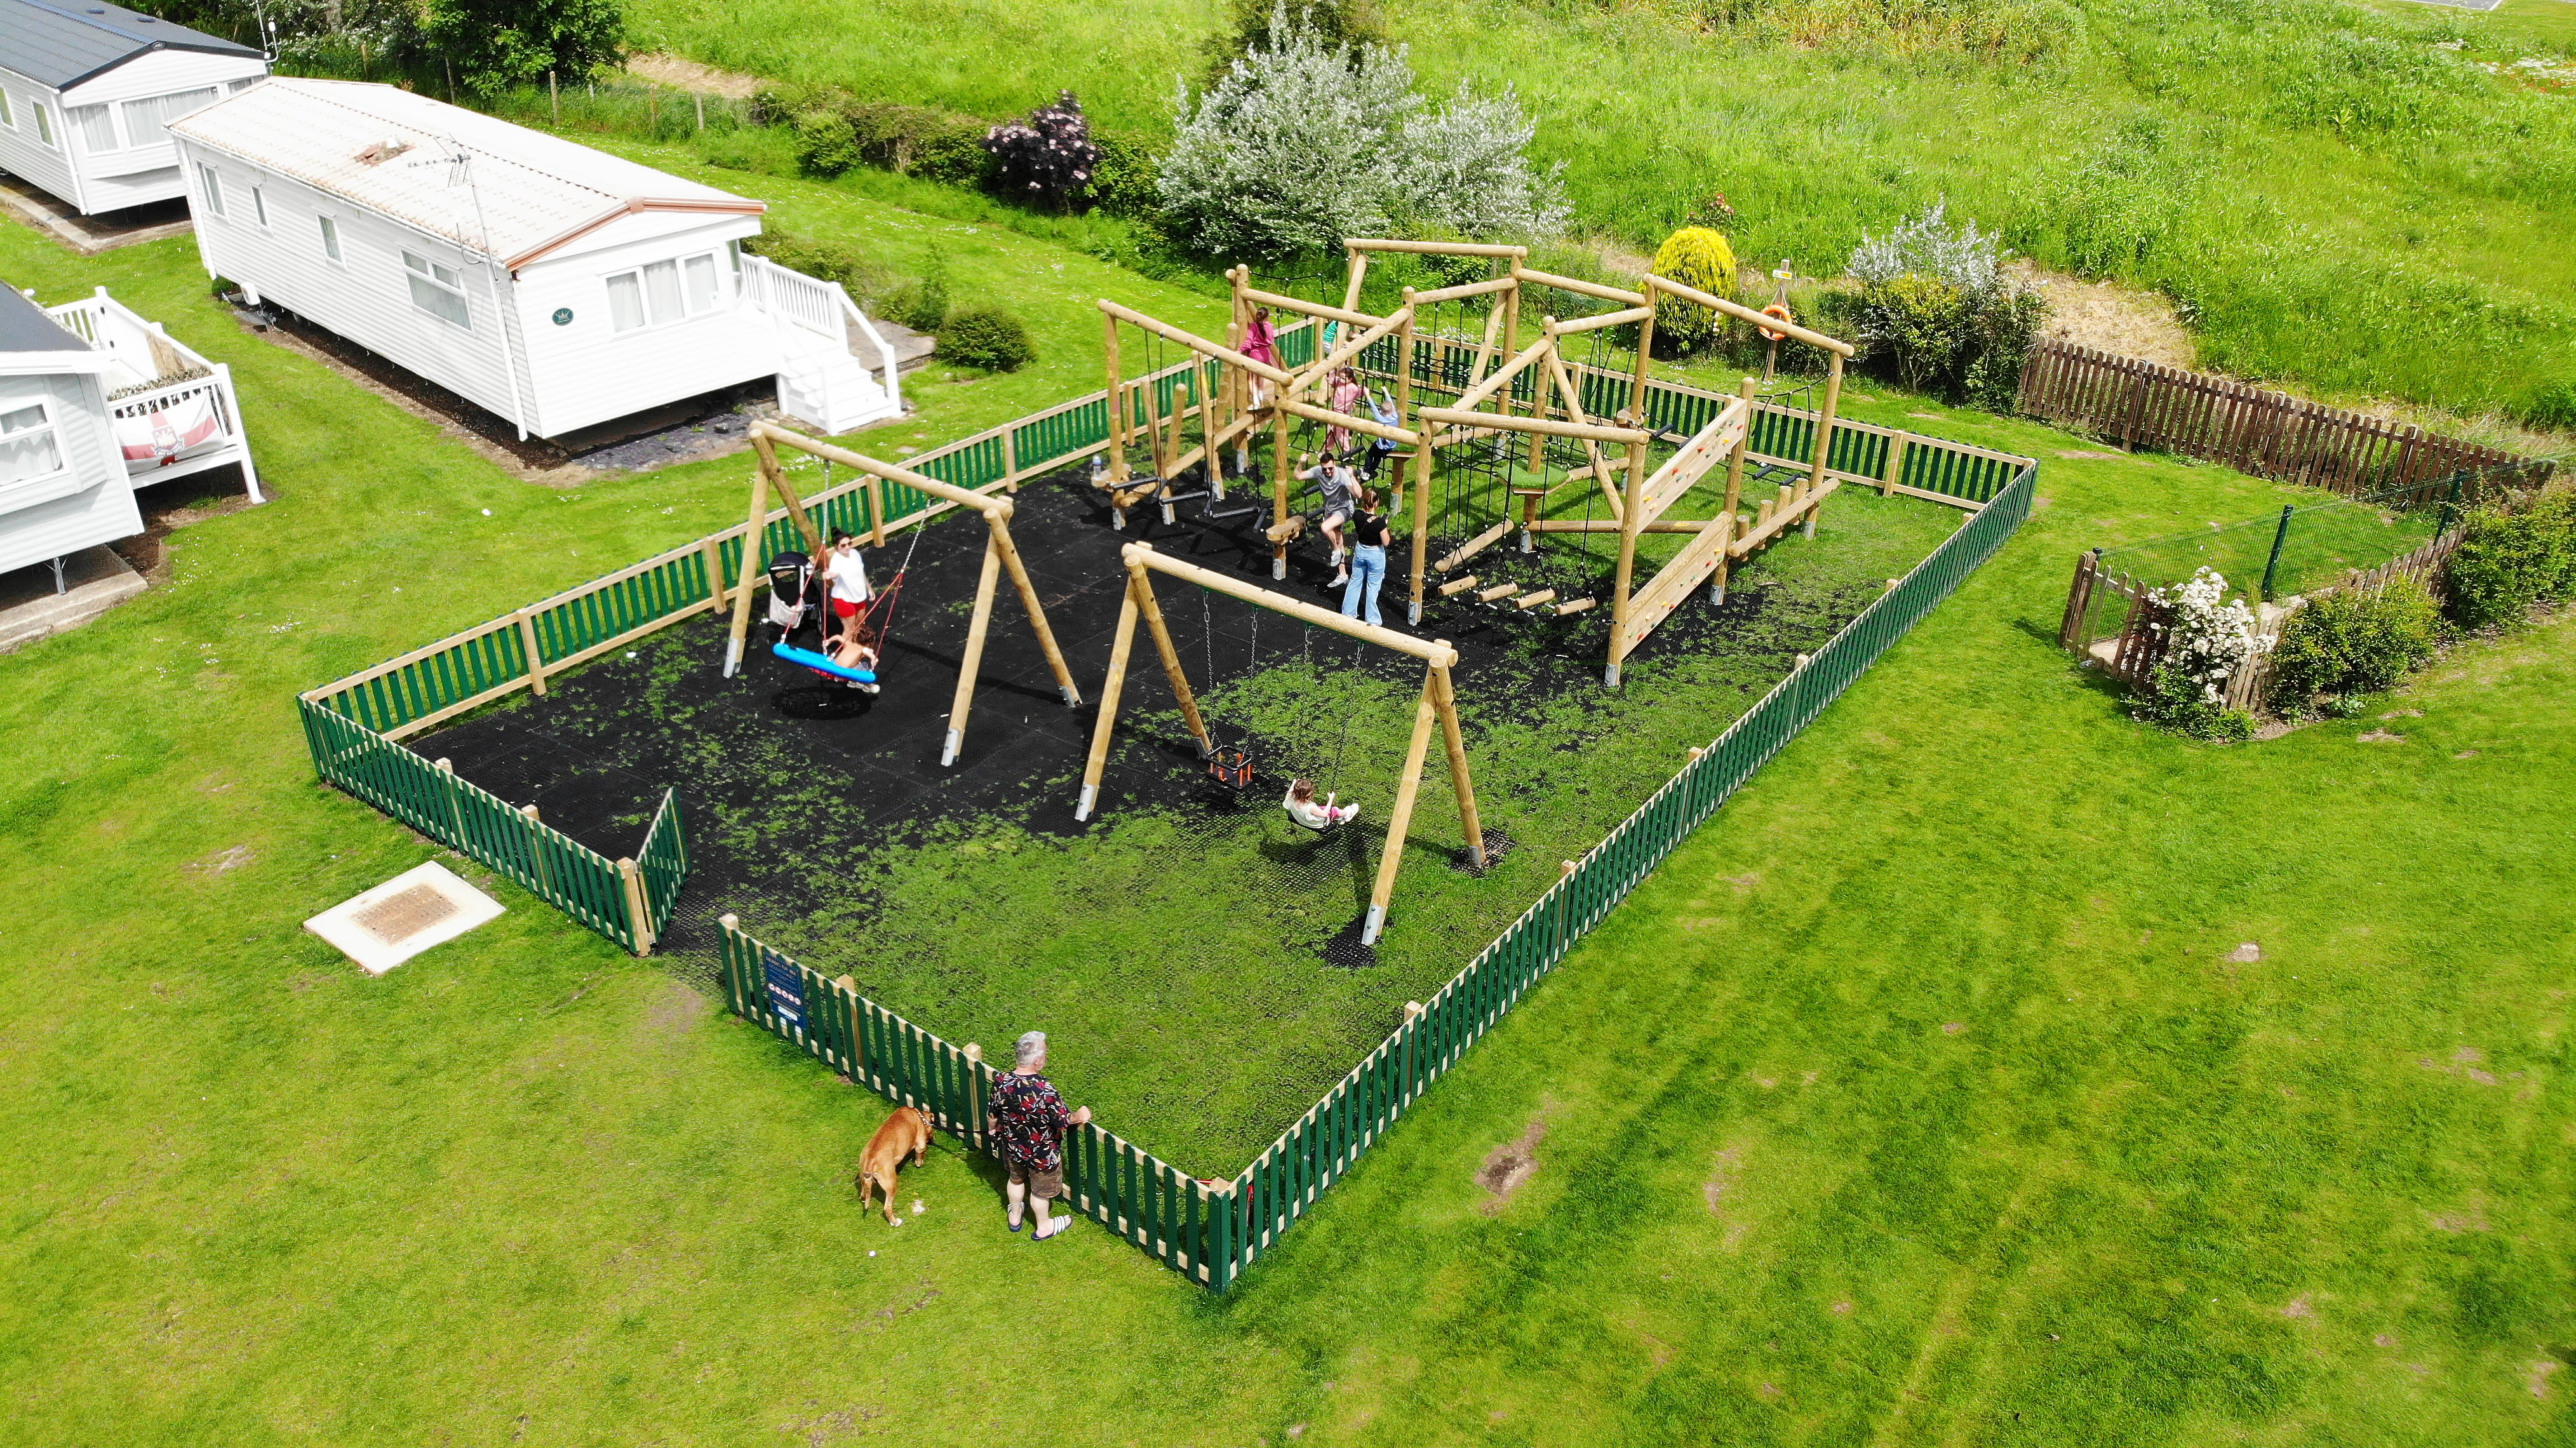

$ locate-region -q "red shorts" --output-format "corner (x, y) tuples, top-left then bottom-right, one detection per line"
(833, 598), (861, 619)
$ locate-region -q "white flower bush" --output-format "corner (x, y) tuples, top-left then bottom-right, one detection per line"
(2147, 566), (2260, 704)
(1848, 199), (2009, 295)
(1160, 3), (1569, 258)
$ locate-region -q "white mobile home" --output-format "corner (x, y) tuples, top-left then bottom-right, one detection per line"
(168, 79), (901, 441)
(1, 280), (262, 587)
(0, 0), (267, 216)
(3, 284), (133, 584)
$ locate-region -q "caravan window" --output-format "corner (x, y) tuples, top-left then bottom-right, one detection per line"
(33, 102), (54, 148)
(403, 251), (472, 329)
(0, 402), (68, 488)
(251, 185), (268, 228)
(605, 250), (725, 333)
(122, 88), (219, 146)
(318, 215), (342, 263)
(69, 104), (118, 153)
(196, 164), (223, 215)
(0, 90), (14, 129)
(683, 253), (720, 314)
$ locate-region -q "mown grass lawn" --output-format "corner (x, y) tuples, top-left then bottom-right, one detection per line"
(3, 196), (2570, 1444)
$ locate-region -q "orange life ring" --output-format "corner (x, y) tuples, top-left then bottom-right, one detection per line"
(1758, 304), (1795, 343)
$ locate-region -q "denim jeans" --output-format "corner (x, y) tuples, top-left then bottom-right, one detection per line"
(1342, 544), (1386, 627)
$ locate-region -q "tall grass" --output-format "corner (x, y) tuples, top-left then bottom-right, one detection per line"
(627, 0), (2576, 425)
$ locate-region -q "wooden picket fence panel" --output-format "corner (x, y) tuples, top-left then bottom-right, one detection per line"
(714, 459), (2039, 1290)
(2016, 340), (2541, 493)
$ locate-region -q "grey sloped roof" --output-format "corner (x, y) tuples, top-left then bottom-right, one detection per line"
(0, 285), (85, 355)
(0, 0), (264, 93)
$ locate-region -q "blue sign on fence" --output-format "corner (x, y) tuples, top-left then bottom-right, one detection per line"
(763, 954), (804, 1028)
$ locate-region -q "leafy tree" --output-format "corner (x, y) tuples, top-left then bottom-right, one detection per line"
(1198, 0), (1388, 88)
(421, 0), (625, 97)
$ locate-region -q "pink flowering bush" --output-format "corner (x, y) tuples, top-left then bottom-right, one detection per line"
(984, 91), (1101, 213)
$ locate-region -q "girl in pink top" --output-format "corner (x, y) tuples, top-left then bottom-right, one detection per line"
(1243, 307), (1279, 408)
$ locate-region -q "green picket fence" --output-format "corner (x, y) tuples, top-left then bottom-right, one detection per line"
(719, 920), (1243, 1285)
(639, 789), (688, 938)
(297, 697), (641, 949)
(715, 458), (2039, 1290)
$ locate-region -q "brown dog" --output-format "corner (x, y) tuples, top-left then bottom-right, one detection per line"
(855, 1106), (932, 1225)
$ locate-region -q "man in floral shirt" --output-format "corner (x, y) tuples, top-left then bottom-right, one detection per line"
(990, 1031), (1090, 1241)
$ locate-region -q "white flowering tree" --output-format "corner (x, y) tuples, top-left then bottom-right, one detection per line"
(1397, 81), (1571, 244)
(1160, 4), (1569, 258)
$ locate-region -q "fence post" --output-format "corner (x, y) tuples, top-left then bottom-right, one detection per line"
(516, 610), (547, 697)
(520, 803), (552, 899)
(1881, 432), (1908, 497)
(434, 756), (466, 844)
(700, 537), (728, 608)
(2258, 505), (2293, 601)
(618, 857), (655, 955)
(1001, 424), (1018, 487)
(548, 70), (558, 124)
(2060, 549), (2100, 650)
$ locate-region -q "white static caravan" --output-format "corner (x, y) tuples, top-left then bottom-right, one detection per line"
(0, 0), (267, 216)
(168, 79), (901, 441)
(0, 281), (262, 588)
(3, 284), (133, 584)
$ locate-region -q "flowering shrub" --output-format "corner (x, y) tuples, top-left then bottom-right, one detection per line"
(1160, 3), (1566, 258)
(2130, 567), (2260, 740)
(984, 91), (1101, 213)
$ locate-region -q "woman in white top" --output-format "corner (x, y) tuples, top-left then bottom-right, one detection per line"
(823, 531), (872, 643)
(1282, 777), (1360, 831)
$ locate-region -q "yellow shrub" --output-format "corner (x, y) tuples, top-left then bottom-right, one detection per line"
(1651, 227), (1738, 354)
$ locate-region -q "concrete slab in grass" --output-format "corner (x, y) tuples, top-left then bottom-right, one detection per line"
(305, 861), (504, 975)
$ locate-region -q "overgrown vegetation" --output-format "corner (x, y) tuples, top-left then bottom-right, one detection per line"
(618, 0), (2576, 434)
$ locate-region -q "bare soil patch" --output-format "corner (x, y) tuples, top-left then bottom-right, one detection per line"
(1477, 1112), (1549, 1212)
(2013, 261), (2196, 369)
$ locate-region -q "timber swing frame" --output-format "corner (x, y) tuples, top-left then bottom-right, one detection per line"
(1075, 542), (1484, 948)
(721, 420), (1083, 767)
(1094, 239), (1861, 687)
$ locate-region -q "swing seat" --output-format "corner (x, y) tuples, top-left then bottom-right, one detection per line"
(772, 641), (878, 687)
(1207, 746), (1256, 789)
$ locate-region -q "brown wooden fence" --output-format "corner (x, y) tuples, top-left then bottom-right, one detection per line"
(2063, 525), (2475, 711)
(2016, 341), (2538, 494)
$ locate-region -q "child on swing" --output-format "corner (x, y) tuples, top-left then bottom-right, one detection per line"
(1283, 777), (1360, 831)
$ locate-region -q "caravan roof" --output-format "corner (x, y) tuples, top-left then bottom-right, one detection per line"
(168, 78), (766, 269)
(0, 0), (262, 92)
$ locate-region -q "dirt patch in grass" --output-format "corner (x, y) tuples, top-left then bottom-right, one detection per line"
(1477, 1111), (1549, 1212)
(2015, 260), (2197, 370)
(2358, 730), (2405, 743)
(628, 52), (765, 98)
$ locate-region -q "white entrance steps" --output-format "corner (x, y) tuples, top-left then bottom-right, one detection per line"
(743, 255), (904, 434)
